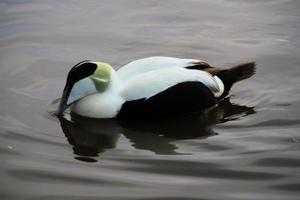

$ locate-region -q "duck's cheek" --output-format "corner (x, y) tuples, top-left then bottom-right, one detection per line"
(67, 78), (98, 105)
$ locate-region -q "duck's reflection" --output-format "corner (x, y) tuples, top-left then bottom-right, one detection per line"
(58, 98), (254, 161)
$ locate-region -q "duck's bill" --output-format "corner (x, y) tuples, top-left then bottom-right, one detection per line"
(56, 87), (70, 115)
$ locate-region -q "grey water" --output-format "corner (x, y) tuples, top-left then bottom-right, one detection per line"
(0, 0), (300, 199)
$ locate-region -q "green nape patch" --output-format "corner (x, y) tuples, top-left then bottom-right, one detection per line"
(90, 62), (112, 92)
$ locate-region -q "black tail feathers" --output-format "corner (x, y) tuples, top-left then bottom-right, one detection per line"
(230, 62), (256, 82)
(216, 62), (256, 99)
(217, 62), (256, 85)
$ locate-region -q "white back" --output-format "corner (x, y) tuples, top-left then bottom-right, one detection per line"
(117, 56), (200, 81)
(120, 67), (223, 101)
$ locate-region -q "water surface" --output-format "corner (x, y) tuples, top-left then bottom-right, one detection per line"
(1, 0), (300, 199)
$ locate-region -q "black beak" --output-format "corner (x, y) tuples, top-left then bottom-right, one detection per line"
(56, 86), (71, 115)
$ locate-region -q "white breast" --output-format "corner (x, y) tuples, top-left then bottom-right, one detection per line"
(71, 93), (125, 118)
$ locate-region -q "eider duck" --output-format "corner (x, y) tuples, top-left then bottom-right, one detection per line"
(57, 56), (255, 118)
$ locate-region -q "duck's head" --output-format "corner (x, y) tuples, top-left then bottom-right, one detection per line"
(57, 60), (113, 114)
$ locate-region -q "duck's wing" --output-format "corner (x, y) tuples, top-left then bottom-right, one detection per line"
(117, 56), (210, 81)
(120, 67), (224, 101)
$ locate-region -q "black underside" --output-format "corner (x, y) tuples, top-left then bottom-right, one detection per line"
(117, 81), (217, 119)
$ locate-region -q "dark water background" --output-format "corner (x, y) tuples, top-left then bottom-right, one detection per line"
(1, 0), (300, 199)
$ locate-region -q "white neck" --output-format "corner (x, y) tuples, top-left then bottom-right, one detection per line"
(106, 68), (122, 94)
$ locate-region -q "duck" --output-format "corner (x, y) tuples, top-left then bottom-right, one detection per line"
(57, 56), (256, 119)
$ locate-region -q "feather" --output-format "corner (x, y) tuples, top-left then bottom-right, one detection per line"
(117, 56), (205, 81)
(120, 67), (223, 101)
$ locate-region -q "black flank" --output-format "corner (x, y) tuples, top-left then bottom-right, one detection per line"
(117, 81), (217, 119)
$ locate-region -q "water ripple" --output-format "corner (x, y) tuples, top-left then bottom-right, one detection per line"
(253, 157), (300, 167)
(114, 159), (286, 180)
